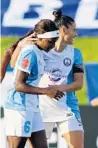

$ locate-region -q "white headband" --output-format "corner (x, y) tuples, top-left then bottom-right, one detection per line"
(37, 30), (59, 38)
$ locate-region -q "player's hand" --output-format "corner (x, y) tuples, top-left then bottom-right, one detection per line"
(18, 33), (38, 48)
(45, 87), (64, 100)
(54, 90), (65, 100)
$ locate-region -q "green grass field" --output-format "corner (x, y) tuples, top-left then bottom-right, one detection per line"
(1, 36), (98, 105)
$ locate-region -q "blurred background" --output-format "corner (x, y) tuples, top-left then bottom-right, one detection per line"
(1, 0), (98, 148)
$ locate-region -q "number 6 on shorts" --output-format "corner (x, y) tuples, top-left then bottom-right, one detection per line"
(24, 121), (31, 133)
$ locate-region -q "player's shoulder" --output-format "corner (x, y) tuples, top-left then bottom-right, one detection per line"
(21, 44), (35, 52)
(74, 48), (81, 52)
(20, 44), (37, 57)
(74, 48), (82, 56)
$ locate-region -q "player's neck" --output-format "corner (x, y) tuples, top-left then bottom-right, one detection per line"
(55, 37), (67, 52)
(35, 43), (43, 51)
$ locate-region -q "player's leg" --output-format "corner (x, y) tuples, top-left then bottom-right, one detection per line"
(58, 117), (84, 148)
(27, 122), (55, 148)
(7, 136), (27, 148)
(63, 131), (84, 148)
(4, 109), (33, 148)
(29, 130), (48, 148)
(28, 112), (55, 148)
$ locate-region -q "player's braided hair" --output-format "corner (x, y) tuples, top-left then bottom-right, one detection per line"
(53, 9), (75, 29)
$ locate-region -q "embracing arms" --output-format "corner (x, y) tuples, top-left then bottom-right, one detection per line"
(53, 72), (83, 92)
(0, 48), (13, 82)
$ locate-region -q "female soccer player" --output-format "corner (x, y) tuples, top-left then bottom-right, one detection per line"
(39, 10), (84, 148)
(3, 19), (64, 148)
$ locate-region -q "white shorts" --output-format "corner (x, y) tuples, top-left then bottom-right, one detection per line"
(4, 109), (44, 137)
(44, 116), (84, 139)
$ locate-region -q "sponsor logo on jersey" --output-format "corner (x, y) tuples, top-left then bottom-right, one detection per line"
(49, 68), (62, 82)
(21, 59), (30, 68)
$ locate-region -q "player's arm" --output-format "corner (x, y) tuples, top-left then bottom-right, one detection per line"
(16, 69), (64, 98)
(56, 72), (83, 92)
(0, 33), (36, 82)
(10, 46), (21, 68)
(0, 38), (21, 82)
(15, 70), (48, 94)
(0, 48), (13, 82)
(15, 49), (48, 94)
(15, 49), (64, 99)
(10, 34), (37, 68)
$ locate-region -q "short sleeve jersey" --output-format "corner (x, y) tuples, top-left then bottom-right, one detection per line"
(4, 44), (45, 112)
(39, 45), (84, 121)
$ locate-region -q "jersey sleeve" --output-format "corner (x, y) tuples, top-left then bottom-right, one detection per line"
(17, 48), (37, 74)
(73, 48), (84, 73)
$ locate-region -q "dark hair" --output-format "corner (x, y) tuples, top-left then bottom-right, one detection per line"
(53, 9), (75, 29)
(9, 19), (58, 52)
(34, 19), (58, 33)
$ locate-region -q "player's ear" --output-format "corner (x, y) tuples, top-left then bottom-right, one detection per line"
(59, 25), (67, 36)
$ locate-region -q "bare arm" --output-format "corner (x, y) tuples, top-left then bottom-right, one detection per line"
(15, 70), (47, 94)
(0, 34), (37, 82)
(10, 46), (21, 68)
(15, 70), (64, 99)
(0, 48), (12, 82)
(10, 34), (37, 68)
(56, 73), (83, 92)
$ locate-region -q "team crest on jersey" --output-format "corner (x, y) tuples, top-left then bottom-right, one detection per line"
(49, 68), (62, 82)
(21, 58), (30, 68)
(63, 57), (71, 67)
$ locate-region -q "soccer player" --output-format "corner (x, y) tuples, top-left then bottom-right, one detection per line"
(3, 19), (64, 148)
(38, 10), (84, 148)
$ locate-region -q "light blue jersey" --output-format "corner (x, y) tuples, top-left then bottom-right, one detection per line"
(39, 45), (84, 121)
(4, 44), (45, 112)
